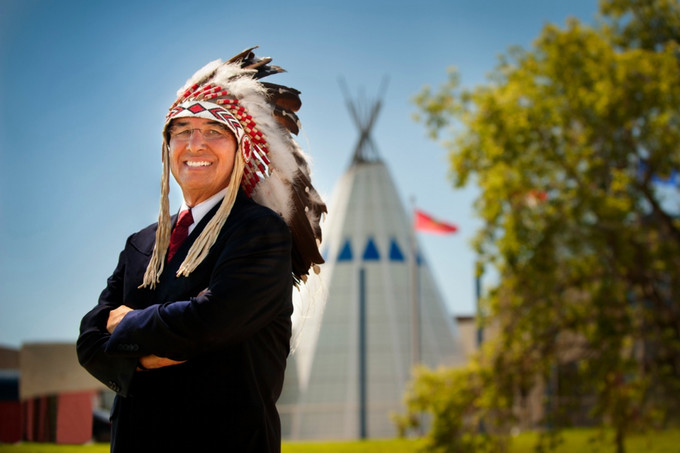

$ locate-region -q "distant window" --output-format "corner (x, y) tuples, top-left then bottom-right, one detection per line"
(389, 238), (404, 262)
(362, 238), (380, 261)
(337, 240), (353, 262)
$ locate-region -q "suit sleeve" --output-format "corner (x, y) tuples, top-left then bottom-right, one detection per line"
(76, 237), (140, 397)
(105, 212), (292, 360)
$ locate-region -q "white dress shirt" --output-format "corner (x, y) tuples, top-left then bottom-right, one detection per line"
(179, 187), (228, 235)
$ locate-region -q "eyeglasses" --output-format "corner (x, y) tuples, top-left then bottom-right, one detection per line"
(170, 126), (232, 142)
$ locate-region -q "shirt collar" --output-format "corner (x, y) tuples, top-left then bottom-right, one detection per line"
(180, 187), (228, 234)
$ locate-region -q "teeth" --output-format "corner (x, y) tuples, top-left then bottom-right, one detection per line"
(186, 161), (211, 167)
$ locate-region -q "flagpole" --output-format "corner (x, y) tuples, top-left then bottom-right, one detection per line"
(409, 197), (420, 368)
(409, 197), (424, 437)
(409, 206), (458, 369)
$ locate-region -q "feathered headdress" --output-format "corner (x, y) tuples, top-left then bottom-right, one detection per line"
(141, 46), (326, 289)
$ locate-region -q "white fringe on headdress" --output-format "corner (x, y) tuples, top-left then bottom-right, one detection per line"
(140, 143), (245, 289)
(177, 153), (245, 278)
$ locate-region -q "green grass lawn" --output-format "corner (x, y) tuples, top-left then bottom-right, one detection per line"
(509, 428), (680, 453)
(0, 429), (678, 453)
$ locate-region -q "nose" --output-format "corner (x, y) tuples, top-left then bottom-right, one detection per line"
(186, 129), (206, 151)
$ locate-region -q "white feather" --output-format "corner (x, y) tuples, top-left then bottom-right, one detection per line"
(252, 170), (293, 223)
(177, 59), (222, 96)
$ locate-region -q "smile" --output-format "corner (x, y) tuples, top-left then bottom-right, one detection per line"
(185, 161), (212, 167)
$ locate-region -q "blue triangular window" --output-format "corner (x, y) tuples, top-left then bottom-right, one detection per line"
(362, 238), (380, 261)
(389, 238), (405, 262)
(337, 240), (353, 262)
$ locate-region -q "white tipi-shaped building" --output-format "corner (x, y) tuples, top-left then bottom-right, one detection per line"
(279, 92), (464, 440)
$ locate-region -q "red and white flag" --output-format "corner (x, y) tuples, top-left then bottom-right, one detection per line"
(414, 209), (458, 234)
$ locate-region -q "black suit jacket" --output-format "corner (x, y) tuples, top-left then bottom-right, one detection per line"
(77, 190), (293, 452)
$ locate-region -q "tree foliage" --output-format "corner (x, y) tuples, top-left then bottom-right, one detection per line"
(399, 1), (680, 452)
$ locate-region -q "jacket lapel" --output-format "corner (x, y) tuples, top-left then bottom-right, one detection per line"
(155, 202), (222, 303)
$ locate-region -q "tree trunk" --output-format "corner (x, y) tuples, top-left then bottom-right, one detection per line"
(616, 425), (626, 453)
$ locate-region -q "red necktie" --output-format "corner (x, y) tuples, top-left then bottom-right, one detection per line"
(167, 209), (193, 262)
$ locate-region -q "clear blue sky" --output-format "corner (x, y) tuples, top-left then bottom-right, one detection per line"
(0, 0), (600, 348)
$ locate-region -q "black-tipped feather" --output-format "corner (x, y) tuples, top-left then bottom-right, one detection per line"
(222, 46), (327, 283)
(289, 176), (326, 282)
(273, 108), (301, 135)
(226, 46), (258, 64)
(262, 82), (302, 112)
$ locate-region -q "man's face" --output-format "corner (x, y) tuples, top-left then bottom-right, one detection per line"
(168, 117), (237, 205)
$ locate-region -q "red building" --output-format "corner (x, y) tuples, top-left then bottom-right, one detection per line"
(0, 343), (107, 444)
(0, 347), (21, 443)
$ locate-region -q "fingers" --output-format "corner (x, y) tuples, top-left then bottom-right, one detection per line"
(106, 305), (134, 334)
(138, 354), (187, 371)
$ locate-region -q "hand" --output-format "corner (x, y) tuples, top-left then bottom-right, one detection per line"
(107, 305), (134, 334)
(138, 354), (187, 371)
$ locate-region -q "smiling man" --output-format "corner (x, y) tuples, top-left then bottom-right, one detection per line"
(77, 48), (326, 453)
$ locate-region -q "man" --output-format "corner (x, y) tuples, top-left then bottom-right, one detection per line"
(77, 47), (326, 452)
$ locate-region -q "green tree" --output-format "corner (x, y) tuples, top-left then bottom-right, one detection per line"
(398, 1), (680, 452)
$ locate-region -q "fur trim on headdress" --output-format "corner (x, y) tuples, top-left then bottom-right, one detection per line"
(141, 47), (326, 289)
